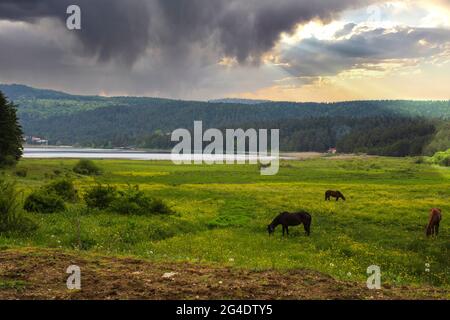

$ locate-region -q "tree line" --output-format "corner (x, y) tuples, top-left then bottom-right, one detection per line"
(126, 116), (443, 157)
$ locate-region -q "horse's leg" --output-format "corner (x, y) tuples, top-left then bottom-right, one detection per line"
(282, 226), (285, 237)
(435, 222), (439, 236)
(426, 224), (431, 237)
(286, 226), (289, 236)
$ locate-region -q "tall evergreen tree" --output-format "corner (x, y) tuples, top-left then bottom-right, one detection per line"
(0, 91), (23, 166)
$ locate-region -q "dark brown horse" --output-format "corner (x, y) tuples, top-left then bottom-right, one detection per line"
(325, 190), (346, 201)
(268, 211), (311, 237)
(426, 208), (442, 237)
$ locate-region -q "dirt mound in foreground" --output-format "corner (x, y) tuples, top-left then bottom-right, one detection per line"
(0, 248), (447, 300)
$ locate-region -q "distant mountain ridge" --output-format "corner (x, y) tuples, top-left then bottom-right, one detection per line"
(0, 84), (75, 100)
(1, 84), (272, 105)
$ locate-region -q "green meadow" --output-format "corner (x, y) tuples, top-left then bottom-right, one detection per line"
(1, 157), (449, 290)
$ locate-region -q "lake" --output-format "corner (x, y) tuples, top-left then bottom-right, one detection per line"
(23, 147), (281, 161)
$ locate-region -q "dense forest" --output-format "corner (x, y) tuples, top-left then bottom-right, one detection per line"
(1, 84), (450, 156)
(238, 117), (442, 156)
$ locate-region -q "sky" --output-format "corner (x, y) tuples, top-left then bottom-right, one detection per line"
(0, 0), (449, 102)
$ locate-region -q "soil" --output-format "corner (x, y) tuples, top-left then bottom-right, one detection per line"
(0, 247), (447, 300)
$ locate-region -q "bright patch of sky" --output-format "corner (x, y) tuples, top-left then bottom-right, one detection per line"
(248, 0), (450, 102)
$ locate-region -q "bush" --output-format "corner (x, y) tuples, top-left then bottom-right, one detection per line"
(45, 179), (78, 202)
(110, 185), (172, 215)
(24, 190), (66, 213)
(14, 168), (28, 177)
(73, 160), (101, 176)
(429, 149), (450, 167)
(148, 198), (173, 215)
(0, 180), (37, 233)
(84, 184), (117, 209)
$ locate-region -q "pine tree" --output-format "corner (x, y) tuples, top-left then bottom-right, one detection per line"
(0, 91), (23, 166)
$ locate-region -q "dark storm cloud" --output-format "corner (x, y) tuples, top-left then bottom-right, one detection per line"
(150, 0), (375, 64)
(146, 0), (381, 65)
(0, 0), (377, 66)
(0, 0), (151, 65)
(280, 26), (450, 78)
(1, 0), (394, 98)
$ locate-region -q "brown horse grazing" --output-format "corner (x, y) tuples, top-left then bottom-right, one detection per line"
(325, 190), (346, 201)
(268, 211), (311, 237)
(426, 208), (442, 237)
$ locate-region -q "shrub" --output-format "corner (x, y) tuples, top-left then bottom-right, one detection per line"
(0, 180), (37, 233)
(14, 168), (28, 177)
(110, 185), (172, 215)
(429, 149), (450, 167)
(110, 185), (149, 215)
(442, 157), (450, 167)
(45, 179), (78, 202)
(84, 184), (117, 210)
(73, 160), (101, 176)
(24, 190), (66, 213)
(148, 198), (173, 215)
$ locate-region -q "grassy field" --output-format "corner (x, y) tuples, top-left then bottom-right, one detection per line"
(0, 156), (449, 294)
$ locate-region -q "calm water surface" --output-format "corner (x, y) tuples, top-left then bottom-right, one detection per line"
(23, 147), (281, 161)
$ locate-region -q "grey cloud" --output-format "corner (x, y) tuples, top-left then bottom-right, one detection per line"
(0, 0), (382, 98)
(280, 26), (450, 78)
(334, 23), (357, 38)
(149, 0), (379, 65)
(0, 0), (377, 66)
(0, 0), (151, 65)
(0, 21), (281, 99)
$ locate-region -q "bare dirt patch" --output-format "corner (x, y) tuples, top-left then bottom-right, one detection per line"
(0, 248), (447, 300)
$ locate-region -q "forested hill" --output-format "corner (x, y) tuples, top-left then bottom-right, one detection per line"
(2, 84), (450, 122)
(1, 84), (450, 154)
